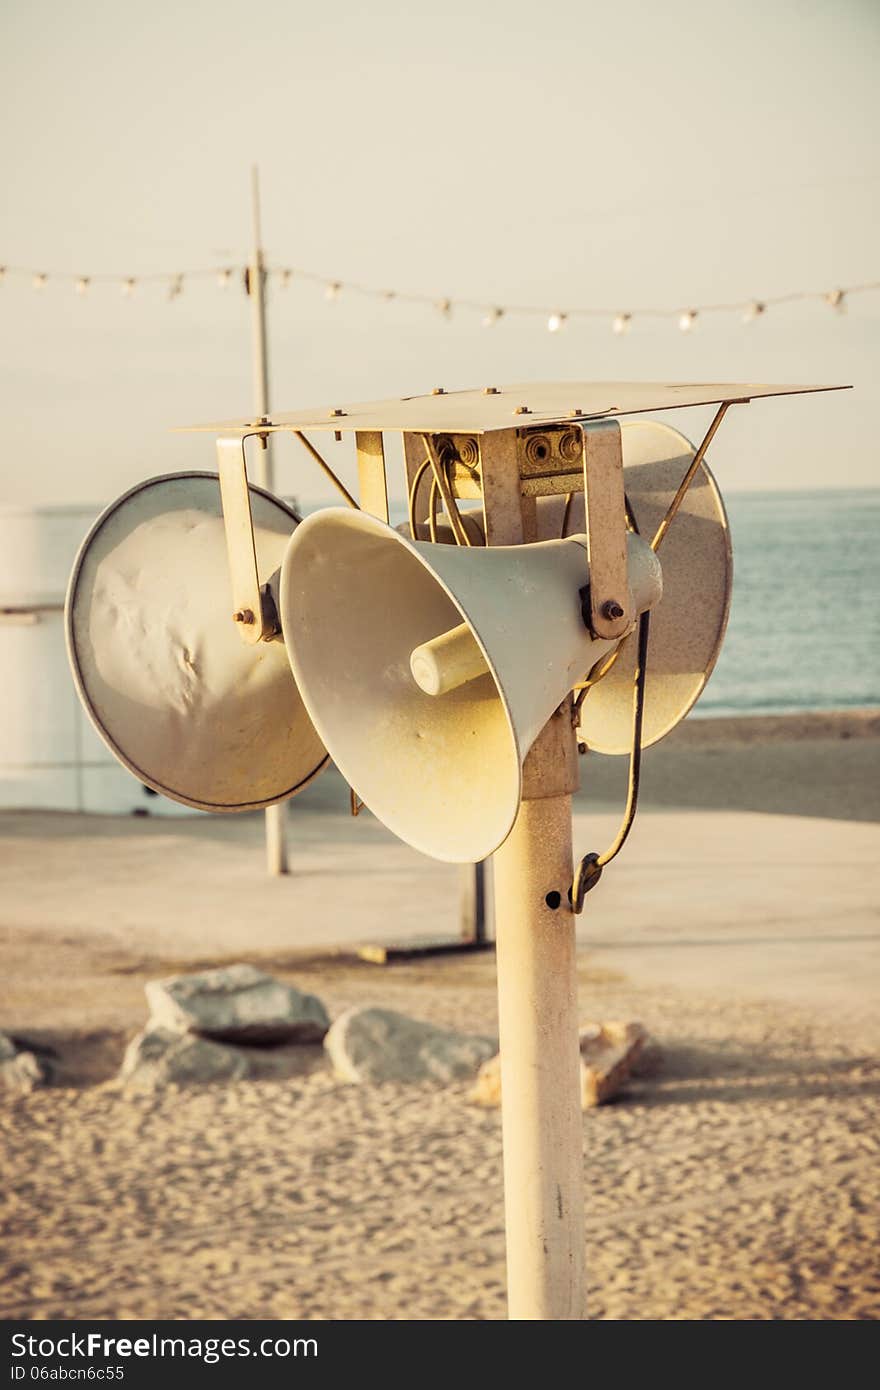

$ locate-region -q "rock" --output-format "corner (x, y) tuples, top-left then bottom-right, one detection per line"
(630, 1038), (664, 1079)
(325, 1007), (496, 1084)
(579, 1022), (648, 1106)
(119, 1026), (250, 1090)
(144, 964), (329, 1045)
(470, 1021), (651, 1109)
(0, 1031), (48, 1094)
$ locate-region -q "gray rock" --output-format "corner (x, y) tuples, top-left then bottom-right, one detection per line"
(144, 964), (329, 1045)
(325, 1006), (496, 1084)
(119, 1026), (250, 1090)
(0, 1032), (47, 1094)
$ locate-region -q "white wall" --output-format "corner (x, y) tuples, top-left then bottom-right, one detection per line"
(0, 506), (195, 815)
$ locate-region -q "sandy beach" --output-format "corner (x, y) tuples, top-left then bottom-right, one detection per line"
(1, 710), (878, 1320)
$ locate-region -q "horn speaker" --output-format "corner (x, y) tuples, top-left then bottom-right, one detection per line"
(279, 510), (661, 862)
(403, 420), (732, 755)
(66, 471), (329, 811)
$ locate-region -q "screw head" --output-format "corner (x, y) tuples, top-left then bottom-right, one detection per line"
(233, 609), (255, 625)
(601, 600), (625, 621)
(329, 408), (346, 418)
(514, 405), (531, 415)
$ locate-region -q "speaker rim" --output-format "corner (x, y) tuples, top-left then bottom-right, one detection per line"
(66, 470), (331, 812)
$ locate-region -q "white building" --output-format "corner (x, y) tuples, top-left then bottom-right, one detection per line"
(0, 505), (188, 814)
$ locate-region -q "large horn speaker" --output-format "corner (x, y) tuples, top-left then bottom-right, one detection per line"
(279, 510), (661, 862)
(66, 471), (329, 811)
(572, 421), (732, 753)
(402, 419), (732, 754)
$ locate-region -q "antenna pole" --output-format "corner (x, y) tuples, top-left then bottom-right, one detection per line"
(248, 164), (288, 876)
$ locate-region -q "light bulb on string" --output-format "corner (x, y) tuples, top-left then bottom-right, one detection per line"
(678, 309), (696, 332)
(325, 281), (342, 301)
(32, 273), (48, 291)
(435, 298), (452, 319)
(825, 288), (846, 313)
(217, 268), (232, 289)
(382, 289), (396, 302)
(481, 307), (503, 328)
(121, 278), (136, 297)
(168, 275), (183, 300)
(279, 269), (292, 288)
(75, 277), (90, 296)
(0, 267), (6, 286)
(612, 313), (631, 335)
(547, 312), (566, 333)
(742, 300), (764, 323)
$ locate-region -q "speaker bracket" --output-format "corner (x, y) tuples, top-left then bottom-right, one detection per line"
(577, 419), (631, 641)
(216, 434), (273, 644)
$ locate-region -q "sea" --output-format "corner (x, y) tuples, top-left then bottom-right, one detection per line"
(298, 488), (880, 720)
(700, 489), (879, 718)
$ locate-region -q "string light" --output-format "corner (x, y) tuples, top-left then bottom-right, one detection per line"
(0, 261), (876, 329)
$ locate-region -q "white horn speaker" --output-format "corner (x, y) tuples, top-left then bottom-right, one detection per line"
(279, 509), (662, 863)
(573, 421), (732, 754)
(404, 420), (732, 755)
(66, 471), (329, 812)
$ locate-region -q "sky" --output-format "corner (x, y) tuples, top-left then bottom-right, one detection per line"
(1, 0), (878, 507)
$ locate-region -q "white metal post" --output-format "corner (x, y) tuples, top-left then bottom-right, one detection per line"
(248, 165), (288, 876)
(477, 429), (585, 1318)
(493, 782), (586, 1319)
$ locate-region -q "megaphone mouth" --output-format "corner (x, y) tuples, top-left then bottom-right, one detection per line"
(280, 508), (524, 863)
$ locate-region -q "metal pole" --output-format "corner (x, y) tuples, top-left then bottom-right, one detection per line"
(459, 862), (487, 944)
(492, 764), (586, 1319)
(248, 164), (288, 876)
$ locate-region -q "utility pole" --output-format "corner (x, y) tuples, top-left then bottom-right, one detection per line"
(248, 164), (288, 876)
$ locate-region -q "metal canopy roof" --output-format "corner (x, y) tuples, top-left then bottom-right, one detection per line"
(182, 381), (849, 436)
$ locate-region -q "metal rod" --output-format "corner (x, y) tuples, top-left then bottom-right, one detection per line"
(291, 431), (359, 509)
(459, 862), (487, 945)
(249, 167), (274, 493)
(248, 164), (287, 877)
(493, 792), (586, 1319)
(650, 402), (730, 552)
